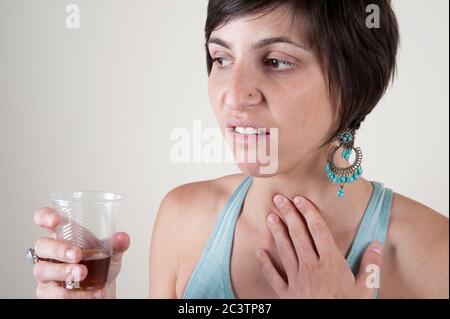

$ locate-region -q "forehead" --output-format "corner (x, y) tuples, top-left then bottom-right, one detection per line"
(210, 4), (306, 45)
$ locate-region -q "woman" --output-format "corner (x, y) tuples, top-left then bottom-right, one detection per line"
(31, 0), (449, 299)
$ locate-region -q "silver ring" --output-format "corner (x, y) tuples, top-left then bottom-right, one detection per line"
(26, 248), (40, 265)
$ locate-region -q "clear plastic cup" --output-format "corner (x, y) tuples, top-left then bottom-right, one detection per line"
(49, 191), (122, 290)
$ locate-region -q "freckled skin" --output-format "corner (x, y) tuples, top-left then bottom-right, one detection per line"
(208, 6), (337, 177)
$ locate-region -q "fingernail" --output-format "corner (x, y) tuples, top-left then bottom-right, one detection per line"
(267, 213), (278, 226)
(294, 196), (304, 206)
(371, 242), (384, 255)
(94, 290), (105, 299)
(71, 267), (81, 281)
(273, 195), (286, 207)
(66, 248), (77, 261)
(44, 215), (54, 226)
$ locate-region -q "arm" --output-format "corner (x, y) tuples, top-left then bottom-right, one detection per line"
(147, 177), (227, 298)
(381, 195), (449, 298)
(148, 189), (181, 298)
(421, 227), (449, 298)
(396, 214), (448, 298)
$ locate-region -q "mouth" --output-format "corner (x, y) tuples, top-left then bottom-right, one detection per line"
(225, 119), (271, 145)
(232, 127), (270, 135)
(225, 119), (271, 136)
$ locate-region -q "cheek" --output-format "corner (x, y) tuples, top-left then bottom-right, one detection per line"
(273, 73), (335, 151)
(208, 79), (221, 116)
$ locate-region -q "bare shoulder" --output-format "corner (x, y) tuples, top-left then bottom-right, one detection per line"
(158, 173), (247, 221)
(151, 174), (247, 297)
(381, 192), (449, 298)
(149, 173), (247, 297)
(388, 192), (448, 250)
(153, 173), (247, 249)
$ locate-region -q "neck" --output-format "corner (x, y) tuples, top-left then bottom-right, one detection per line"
(243, 143), (374, 233)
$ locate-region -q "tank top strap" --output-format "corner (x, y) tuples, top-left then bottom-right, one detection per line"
(182, 175), (253, 298)
(346, 181), (393, 274)
(206, 175), (254, 262)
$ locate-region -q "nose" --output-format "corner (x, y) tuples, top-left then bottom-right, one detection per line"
(224, 64), (263, 111)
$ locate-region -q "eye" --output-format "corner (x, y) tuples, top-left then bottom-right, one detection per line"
(264, 58), (295, 71)
(212, 57), (232, 69)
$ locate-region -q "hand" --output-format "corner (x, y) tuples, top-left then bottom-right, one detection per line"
(256, 194), (384, 299)
(32, 207), (130, 299)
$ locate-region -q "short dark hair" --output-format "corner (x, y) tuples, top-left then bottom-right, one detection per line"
(205, 0), (400, 146)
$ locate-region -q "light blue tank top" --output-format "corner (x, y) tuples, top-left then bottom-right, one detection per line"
(183, 176), (393, 299)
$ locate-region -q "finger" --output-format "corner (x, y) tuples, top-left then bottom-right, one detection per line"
(293, 196), (337, 259)
(34, 237), (82, 263)
(34, 207), (61, 232)
(36, 282), (106, 299)
(355, 241), (384, 298)
(111, 232), (131, 263)
(266, 213), (298, 277)
(113, 232), (130, 254)
(273, 194), (317, 261)
(33, 261), (87, 283)
(113, 232), (130, 253)
(255, 249), (287, 296)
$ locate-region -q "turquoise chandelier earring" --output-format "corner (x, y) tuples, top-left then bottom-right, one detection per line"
(324, 128), (363, 198)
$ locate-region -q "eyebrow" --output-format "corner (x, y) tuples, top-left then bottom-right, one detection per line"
(207, 36), (310, 51)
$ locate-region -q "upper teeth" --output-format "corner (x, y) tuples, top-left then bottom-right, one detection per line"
(234, 127), (267, 135)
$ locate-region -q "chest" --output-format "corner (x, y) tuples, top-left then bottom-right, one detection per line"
(229, 214), (367, 298)
(176, 208), (396, 299)
(175, 214), (283, 298)
(229, 220), (283, 298)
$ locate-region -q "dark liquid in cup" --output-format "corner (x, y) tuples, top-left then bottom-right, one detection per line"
(79, 252), (111, 290)
(63, 249), (111, 291)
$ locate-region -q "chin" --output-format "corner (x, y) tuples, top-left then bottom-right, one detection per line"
(226, 134), (280, 177)
(236, 162), (279, 178)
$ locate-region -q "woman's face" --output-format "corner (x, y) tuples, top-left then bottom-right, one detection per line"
(207, 5), (339, 177)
